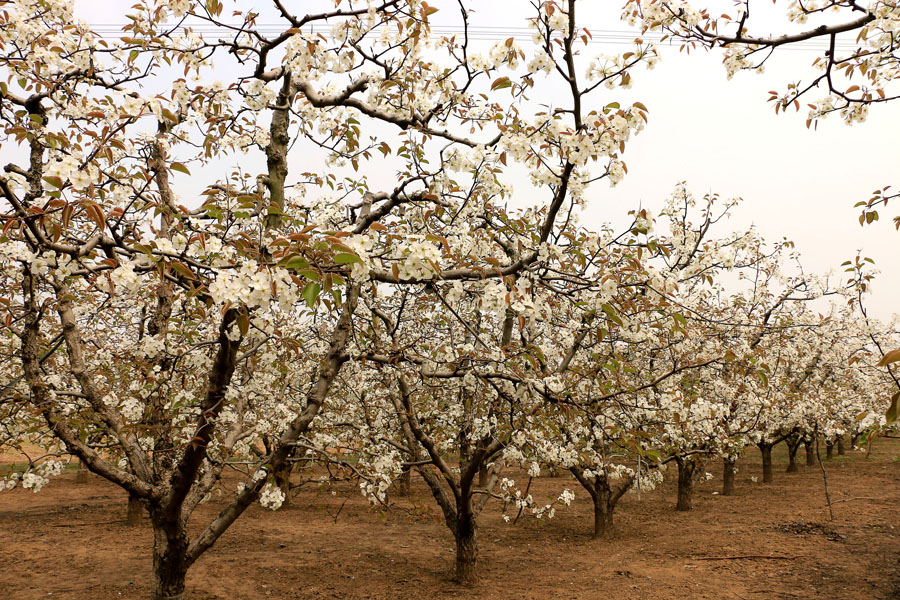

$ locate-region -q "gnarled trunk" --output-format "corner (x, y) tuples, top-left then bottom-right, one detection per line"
(675, 457), (696, 511)
(454, 510), (478, 585)
(758, 443), (773, 483)
(570, 467), (633, 539)
(805, 440), (815, 466)
(786, 437), (801, 473)
(722, 457), (736, 496)
(150, 513), (189, 600)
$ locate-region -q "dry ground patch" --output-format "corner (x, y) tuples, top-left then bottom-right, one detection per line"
(2, 440), (900, 599)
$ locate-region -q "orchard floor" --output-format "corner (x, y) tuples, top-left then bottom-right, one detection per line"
(3, 441), (900, 600)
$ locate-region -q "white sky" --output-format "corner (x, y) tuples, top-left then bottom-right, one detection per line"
(68, 1), (900, 319)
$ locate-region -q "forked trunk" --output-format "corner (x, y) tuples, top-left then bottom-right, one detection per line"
(454, 512), (478, 585)
(759, 443), (773, 483)
(786, 438), (801, 473)
(722, 457), (736, 496)
(675, 457), (695, 511)
(126, 493), (144, 527)
(570, 467), (633, 539)
(805, 440), (815, 466)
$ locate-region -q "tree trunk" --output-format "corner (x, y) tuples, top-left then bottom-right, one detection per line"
(273, 462), (293, 507)
(396, 466), (411, 496)
(589, 478), (618, 539)
(477, 463), (490, 488)
(126, 493), (144, 527)
(150, 518), (189, 600)
(851, 433), (860, 449)
(758, 443), (773, 483)
(722, 457), (736, 496)
(826, 441), (834, 460)
(454, 511), (478, 585)
(675, 457), (695, 511)
(75, 459), (89, 484)
(837, 437), (846, 456)
(805, 440), (815, 466)
(593, 494), (615, 538)
(786, 438), (801, 473)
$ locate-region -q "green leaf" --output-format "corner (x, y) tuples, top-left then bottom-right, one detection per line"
(170, 162), (191, 176)
(600, 304), (623, 327)
(42, 176), (63, 189)
(491, 76), (512, 91)
(302, 282), (321, 309)
(333, 252), (363, 265)
(886, 391), (900, 424)
(295, 269), (320, 281)
(281, 255), (310, 270)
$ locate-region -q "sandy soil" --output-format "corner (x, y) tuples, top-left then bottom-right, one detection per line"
(2, 440), (900, 599)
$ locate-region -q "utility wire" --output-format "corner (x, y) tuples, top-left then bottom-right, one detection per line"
(86, 22), (859, 51)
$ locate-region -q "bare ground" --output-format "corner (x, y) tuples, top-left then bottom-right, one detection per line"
(2, 439), (900, 599)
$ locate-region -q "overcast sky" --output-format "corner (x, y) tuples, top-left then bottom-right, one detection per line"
(71, 1), (900, 319)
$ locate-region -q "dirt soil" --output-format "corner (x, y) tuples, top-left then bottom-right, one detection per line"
(3, 440), (900, 600)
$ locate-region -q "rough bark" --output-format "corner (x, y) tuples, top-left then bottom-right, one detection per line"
(477, 463), (490, 489)
(149, 511), (189, 600)
(127, 493), (144, 527)
(675, 457), (696, 511)
(454, 510), (478, 585)
(758, 443), (774, 483)
(805, 440), (815, 466)
(593, 496), (615, 538)
(722, 457), (736, 496)
(786, 437), (801, 473)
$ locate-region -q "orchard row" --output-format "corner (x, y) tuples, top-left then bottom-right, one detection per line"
(1, 1), (898, 598)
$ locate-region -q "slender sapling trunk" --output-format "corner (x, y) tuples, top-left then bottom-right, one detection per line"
(758, 443), (774, 483)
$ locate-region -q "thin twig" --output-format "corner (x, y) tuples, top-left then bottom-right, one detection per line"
(830, 496), (877, 504)
(512, 476), (534, 525)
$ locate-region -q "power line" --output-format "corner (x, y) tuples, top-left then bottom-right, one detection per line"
(85, 22), (858, 51)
